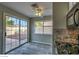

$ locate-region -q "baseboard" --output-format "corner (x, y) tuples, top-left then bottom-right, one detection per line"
(32, 41), (52, 46)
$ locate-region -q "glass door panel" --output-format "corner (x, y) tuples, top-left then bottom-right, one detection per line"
(5, 16), (20, 52)
(6, 16), (12, 52)
(20, 20), (28, 44)
(11, 18), (19, 49)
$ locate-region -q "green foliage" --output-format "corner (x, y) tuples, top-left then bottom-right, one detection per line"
(35, 21), (43, 27)
(6, 20), (14, 26)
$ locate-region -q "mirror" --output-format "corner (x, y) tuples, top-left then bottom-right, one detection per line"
(68, 15), (74, 26)
(74, 9), (79, 26)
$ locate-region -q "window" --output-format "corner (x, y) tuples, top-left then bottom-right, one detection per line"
(34, 20), (52, 35)
(35, 21), (43, 34)
(43, 20), (52, 34)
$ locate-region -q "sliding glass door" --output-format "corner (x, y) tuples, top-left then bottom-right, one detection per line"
(11, 17), (19, 49)
(6, 16), (12, 52)
(20, 20), (28, 44)
(5, 15), (28, 53)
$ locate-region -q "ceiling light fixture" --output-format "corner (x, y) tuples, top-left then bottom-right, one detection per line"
(31, 3), (43, 17)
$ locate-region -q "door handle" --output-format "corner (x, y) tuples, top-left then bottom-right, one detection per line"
(5, 32), (6, 36)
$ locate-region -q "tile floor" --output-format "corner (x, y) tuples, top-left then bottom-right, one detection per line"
(8, 42), (52, 54)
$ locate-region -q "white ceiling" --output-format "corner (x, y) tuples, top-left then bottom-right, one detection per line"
(0, 2), (52, 17)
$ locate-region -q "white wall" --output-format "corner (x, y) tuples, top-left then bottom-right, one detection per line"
(53, 2), (69, 29)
